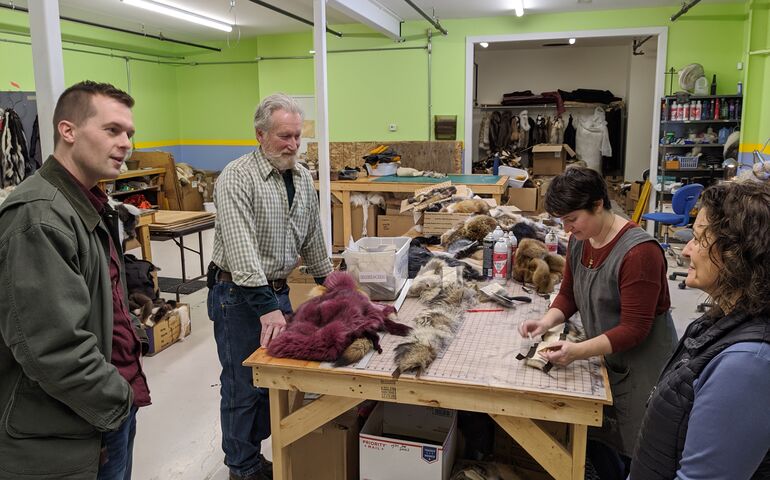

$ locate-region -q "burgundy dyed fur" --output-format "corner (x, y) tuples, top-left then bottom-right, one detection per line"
(267, 271), (411, 362)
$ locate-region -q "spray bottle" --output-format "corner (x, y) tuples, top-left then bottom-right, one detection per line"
(507, 233), (518, 279)
(545, 229), (558, 254)
(493, 237), (508, 283)
(482, 233), (495, 279)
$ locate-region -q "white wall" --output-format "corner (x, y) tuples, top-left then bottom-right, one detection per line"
(625, 52), (658, 181)
(475, 45), (630, 105)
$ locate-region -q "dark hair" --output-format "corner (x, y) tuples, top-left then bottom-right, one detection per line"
(544, 166), (611, 216)
(699, 181), (770, 316)
(53, 81), (134, 146)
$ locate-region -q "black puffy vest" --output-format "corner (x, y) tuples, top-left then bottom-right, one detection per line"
(631, 311), (770, 479)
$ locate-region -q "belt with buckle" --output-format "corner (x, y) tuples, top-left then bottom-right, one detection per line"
(217, 271), (286, 290)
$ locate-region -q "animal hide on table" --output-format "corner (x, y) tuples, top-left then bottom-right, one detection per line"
(516, 322), (585, 373)
(267, 271), (411, 364)
(392, 259), (478, 378)
(511, 238), (565, 294)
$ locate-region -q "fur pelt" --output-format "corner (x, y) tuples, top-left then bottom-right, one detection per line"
(441, 215), (497, 246)
(129, 293), (154, 326)
(267, 271), (411, 363)
(408, 242), (484, 281)
(512, 238), (565, 294)
(393, 259), (478, 378)
(444, 198), (490, 215)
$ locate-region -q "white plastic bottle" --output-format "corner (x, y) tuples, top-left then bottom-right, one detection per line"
(492, 237), (508, 282)
(683, 102), (690, 121)
(507, 233), (518, 279)
(545, 229), (558, 254)
(492, 225), (504, 241)
(671, 101), (678, 121)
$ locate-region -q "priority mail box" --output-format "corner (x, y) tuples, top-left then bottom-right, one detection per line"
(360, 403), (457, 480)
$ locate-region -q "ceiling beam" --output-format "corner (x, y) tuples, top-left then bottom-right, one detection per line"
(328, 0), (402, 42)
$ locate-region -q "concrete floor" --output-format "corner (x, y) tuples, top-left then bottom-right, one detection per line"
(129, 230), (707, 480)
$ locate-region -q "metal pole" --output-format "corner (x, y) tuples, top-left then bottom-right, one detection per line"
(314, 0), (332, 255)
(249, 0), (343, 37)
(403, 0), (447, 35)
(670, 0), (702, 21)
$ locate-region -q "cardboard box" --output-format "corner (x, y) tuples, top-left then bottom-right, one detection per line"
(360, 403), (457, 480)
(332, 204), (379, 248)
(532, 144), (575, 175)
(287, 258), (343, 307)
(146, 304), (191, 356)
(291, 408), (361, 480)
(378, 215), (416, 236)
(505, 187), (539, 212)
(178, 183), (204, 211)
(422, 212), (471, 236)
(629, 181), (643, 201)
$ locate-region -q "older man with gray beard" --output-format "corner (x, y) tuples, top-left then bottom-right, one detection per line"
(207, 93), (332, 480)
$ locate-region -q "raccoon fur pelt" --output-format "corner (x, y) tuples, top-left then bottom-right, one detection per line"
(444, 198), (490, 215)
(440, 215), (498, 246)
(512, 238), (565, 294)
(393, 259), (478, 378)
(267, 271), (411, 364)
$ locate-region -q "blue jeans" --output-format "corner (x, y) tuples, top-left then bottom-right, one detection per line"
(98, 405), (138, 480)
(208, 281), (292, 477)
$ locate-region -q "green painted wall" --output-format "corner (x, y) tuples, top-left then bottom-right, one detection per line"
(741, 1), (770, 152)
(1, 2), (762, 150)
(248, 2), (749, 143)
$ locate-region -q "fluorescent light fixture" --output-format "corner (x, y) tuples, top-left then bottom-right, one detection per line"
(569, 38), (576, 45)
(513, 0), (524, 17)
(121, 0), (233, 32)
(479, 42), (489, 48)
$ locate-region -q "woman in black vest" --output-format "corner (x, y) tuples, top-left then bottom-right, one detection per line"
(519, 167), (678, 479)
(631, 181), (770, 479)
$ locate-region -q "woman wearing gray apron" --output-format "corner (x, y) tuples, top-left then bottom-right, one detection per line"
(518, 167), (677, 478)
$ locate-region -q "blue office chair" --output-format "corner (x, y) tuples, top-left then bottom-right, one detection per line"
(642, 183), (704, 266)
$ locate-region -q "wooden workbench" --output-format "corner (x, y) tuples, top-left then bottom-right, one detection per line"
(245, 283), (611, 480)
(317, 175), (509, 246)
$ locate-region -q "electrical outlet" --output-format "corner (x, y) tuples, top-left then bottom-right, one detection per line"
(737, 61), (744, 70)
(388, 123), (397, 132)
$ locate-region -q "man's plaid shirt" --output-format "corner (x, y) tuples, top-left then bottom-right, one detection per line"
(211, 148), (332, 286)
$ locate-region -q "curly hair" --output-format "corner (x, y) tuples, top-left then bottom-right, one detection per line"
(699, 180), (770, 316)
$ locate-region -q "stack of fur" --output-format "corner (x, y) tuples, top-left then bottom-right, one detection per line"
(392, 259), (477, 378)
(267, 272), (411, 365)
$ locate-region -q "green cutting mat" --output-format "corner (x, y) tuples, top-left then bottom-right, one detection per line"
(370, 174), (502, 184)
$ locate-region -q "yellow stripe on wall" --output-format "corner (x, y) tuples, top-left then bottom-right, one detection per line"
(740, 143), (770, 154)
(134, 139), (258, 148)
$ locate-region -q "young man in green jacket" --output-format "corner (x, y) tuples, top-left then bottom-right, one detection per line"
(0, 81), (150, 479)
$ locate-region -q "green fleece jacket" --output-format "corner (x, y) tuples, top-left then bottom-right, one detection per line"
(0, 157), (133, 479)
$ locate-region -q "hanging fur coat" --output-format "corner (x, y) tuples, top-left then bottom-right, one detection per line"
(563, 114), (577, 159)
(549, 115), (564, 145)
(0, 108), (29, 188)
(534, 115), (548, 145)
(518, 111), (531, 150)
(267, 271), (411, 363)
(478, 113), (491, 153)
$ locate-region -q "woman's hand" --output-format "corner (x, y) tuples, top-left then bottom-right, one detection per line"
(518, 319), (548, 338)
(539, 340), (584, 366)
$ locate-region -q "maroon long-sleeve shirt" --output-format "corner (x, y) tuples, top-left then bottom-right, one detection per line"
(551, 222), (671, 352)
(69, 171), (151, 407)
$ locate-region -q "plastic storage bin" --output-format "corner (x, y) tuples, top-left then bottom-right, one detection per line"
(343, 236), (410, 300)
(364, 162), (400, 176)
(678, 156), (699, 169)
(498, 166), (529, 188)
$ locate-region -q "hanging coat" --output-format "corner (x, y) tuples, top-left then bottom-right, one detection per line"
(563, 114), (577, 158)
(576, 107), (612, 173)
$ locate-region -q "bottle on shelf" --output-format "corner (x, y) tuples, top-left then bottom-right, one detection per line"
(671, 101), (678, 121)
(710, 74), (717, 95)
(736, 100), (742, 120)
(710, 99), (716, 119)
(677, 102), (684, 121)
(661, 100), (668, 121)
(695, 101), (702, 121)
(721, 99), (728, 120)
(728, 99), (736, 120)
(683, 102), (690, 121)
(714, 98), (720, 120)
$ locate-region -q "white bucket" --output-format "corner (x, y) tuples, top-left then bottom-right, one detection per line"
(365, 162), (400, 176)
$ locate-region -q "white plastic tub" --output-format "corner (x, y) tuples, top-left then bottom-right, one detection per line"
(365, 162), (400, 176)
(343, 236), (410, 300)
(498, 166), (529, 188)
